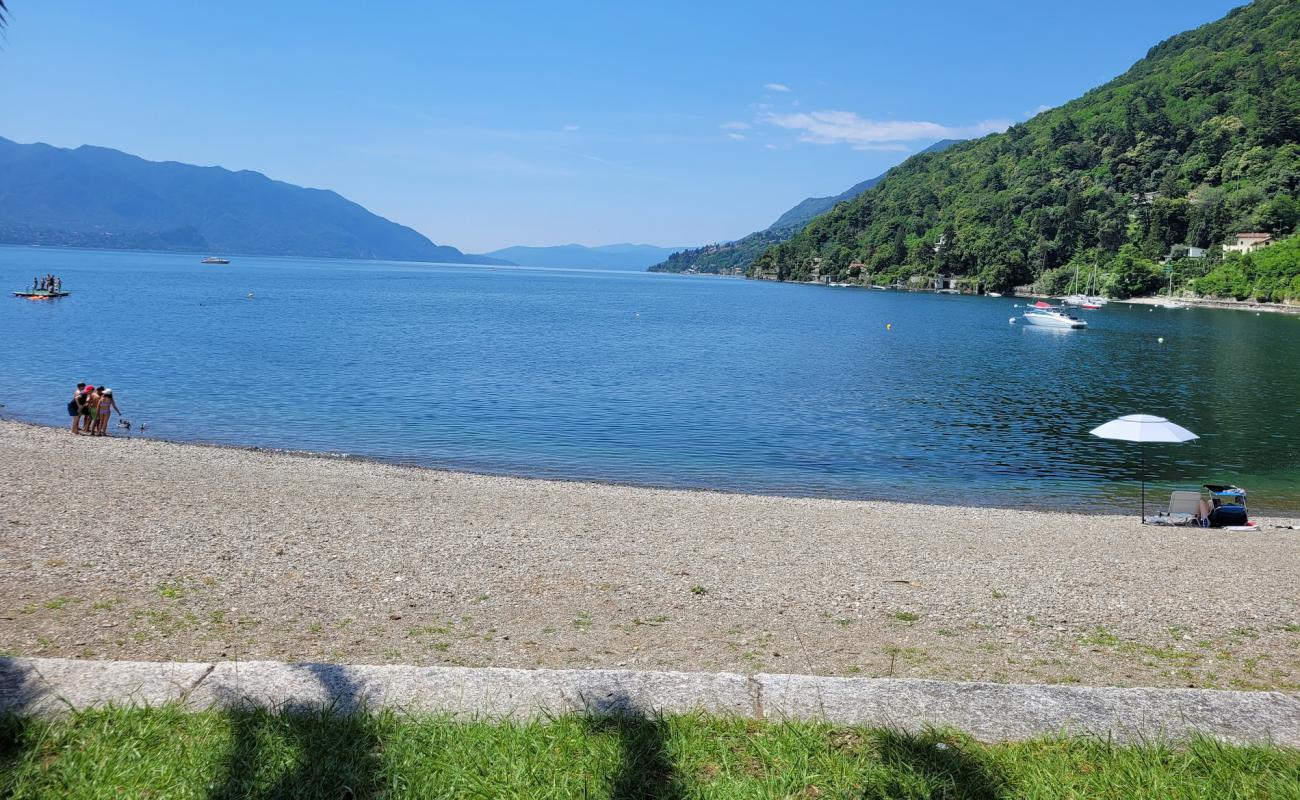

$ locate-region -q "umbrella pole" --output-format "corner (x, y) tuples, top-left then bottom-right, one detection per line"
(1140, 449), (1146, 522)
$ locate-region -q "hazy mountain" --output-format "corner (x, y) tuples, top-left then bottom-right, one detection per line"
(482, 243), (689, 270)
(649, 139), (960, 274)
(0, 136), (507, 264)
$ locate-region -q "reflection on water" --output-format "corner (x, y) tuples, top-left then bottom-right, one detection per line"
(2, 246), (1298, 512)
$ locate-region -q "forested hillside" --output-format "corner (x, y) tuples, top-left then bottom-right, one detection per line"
(650, 141), (957, 275)
(754, 0), (1300, 300)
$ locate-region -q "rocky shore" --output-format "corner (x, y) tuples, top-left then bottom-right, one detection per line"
(2, 420), (1297, 690)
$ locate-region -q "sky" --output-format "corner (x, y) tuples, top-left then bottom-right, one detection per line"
(0, 1), (1245, 253)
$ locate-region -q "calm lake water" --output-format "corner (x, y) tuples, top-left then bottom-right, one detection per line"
(3, 245), (1298, 512)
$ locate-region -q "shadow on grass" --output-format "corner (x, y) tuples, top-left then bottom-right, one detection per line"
(862, 728), (1009, 800)
(583, 691), (682, 800)
(207, 663), (384, 799)
(0, 657), (47, 786)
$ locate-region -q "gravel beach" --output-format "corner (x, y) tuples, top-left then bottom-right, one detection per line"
(2, 420), (1297, 690)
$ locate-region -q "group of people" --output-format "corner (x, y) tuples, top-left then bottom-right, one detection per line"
(68, 383), (122, 436)
(32, 274), (63, 292)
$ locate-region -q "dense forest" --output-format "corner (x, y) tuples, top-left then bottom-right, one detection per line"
(753, 0), (1300, 301)
(650, 141), (957, 275)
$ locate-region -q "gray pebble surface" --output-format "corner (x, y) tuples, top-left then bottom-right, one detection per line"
(2, 420), (1297, 690)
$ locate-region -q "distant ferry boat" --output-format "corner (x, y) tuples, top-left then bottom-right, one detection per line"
(201, 256), (231, 264)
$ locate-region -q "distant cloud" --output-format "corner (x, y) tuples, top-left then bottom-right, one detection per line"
(563, 124), (581, 131)
(727, 132), (746, 140)
(764, 144), (779, 150)
(720, 121), (752, 130)
(761, 110), (1011, 150)
(1024, 104), (1055, 118)
(764, 83), (792, 92)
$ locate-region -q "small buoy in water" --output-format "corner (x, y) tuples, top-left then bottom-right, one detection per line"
(1158, 337), (1165, 343)
(886, 323), (892, 331)
(247, 292), (254, 299)
(1009, 317), (1016, 324)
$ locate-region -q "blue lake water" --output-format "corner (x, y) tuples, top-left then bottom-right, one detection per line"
(3, 245), (1299, 512)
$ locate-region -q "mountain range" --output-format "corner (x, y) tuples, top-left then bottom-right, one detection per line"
(649, 140), (959, 274)
(0, 136), (506, 264)
(482, 243), (688, 270)
(754, 0), (1300, 301)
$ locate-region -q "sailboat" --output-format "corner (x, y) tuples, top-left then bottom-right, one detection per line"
(1157, 271), (1186, 309)
(1081, 266), (1107, 308)
(1061, 264), (1088, 306)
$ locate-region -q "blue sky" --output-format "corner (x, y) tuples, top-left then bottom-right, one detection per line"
(1, 1), (1242, 253)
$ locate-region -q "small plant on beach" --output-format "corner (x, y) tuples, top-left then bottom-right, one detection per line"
(306, 623), (323, 634)
(156, 583), (184, 600)
(937, 628), (958, 637)
(43, 597), (78, 610)
(834, 618), (856, 627)
(1080, 627), (1123, 648)
(891, 611), (920, 623)
(572, 612), (593, 632)
(1282, 623), (1300, 633)
(990, 588), (1007, 599)
(690, 585), (708, 596)
(208, 610), (226, 625)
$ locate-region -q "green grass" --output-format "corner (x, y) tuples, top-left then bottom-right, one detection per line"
(1, 707), (1296, 799)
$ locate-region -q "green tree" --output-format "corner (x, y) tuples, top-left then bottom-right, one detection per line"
(1105, 245), (1164, 299)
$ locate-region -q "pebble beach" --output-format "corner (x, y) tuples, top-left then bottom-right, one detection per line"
(2, 420), (1297, 690)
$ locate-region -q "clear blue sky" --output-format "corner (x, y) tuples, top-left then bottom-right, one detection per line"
(1, 1), (1243, 253)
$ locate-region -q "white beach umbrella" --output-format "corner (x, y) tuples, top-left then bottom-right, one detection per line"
(1090, 414), (1199, 520)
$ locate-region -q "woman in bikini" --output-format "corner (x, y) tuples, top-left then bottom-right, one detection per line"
(95, 389), (122, 436)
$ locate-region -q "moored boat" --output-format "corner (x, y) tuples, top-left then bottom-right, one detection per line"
(201, 256), (231, 264)
(1022, 301), (1087, 329)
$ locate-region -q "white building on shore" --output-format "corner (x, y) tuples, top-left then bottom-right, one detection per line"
(1223, 232), (1273, 254)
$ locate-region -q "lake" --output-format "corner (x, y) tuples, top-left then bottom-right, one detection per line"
(3, 245), (1298, 512)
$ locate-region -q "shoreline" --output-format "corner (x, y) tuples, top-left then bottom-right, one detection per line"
(736, 274), (1300, 315)
(1, 417), (1238, 516)
(1118, 295), (1300, 314)
(2, 419), (1297, 691)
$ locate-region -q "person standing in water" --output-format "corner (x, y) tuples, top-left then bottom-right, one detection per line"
(95, 389), (122, 435)
(68, 383), (86, 434)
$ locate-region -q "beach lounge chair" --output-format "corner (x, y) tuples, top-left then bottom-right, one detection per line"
(1147, 490), (1204, 526)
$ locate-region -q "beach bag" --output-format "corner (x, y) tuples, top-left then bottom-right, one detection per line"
(1208, 504), (1248, 527)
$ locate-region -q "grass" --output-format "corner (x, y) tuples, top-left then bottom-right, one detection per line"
(1, 707), (1296, 799)
(891, 611), (921, 623)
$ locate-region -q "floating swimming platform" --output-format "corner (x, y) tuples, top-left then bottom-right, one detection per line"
(13, 290), (70, 299)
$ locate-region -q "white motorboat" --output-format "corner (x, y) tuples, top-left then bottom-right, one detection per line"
(1022, 302), (1087, 329)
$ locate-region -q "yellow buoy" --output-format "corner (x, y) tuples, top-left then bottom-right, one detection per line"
(886, 323), (892, 331)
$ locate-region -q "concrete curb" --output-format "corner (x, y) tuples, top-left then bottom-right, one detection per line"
(2, 657), (1297, 746)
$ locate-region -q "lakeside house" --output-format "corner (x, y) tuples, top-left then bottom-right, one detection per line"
(1224, 232), (1273, 254)
(932, 274), (960, 291)
(1162, 244), (1206, 263)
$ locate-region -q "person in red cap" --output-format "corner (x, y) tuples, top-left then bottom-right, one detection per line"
(81, 385), (98, 434)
